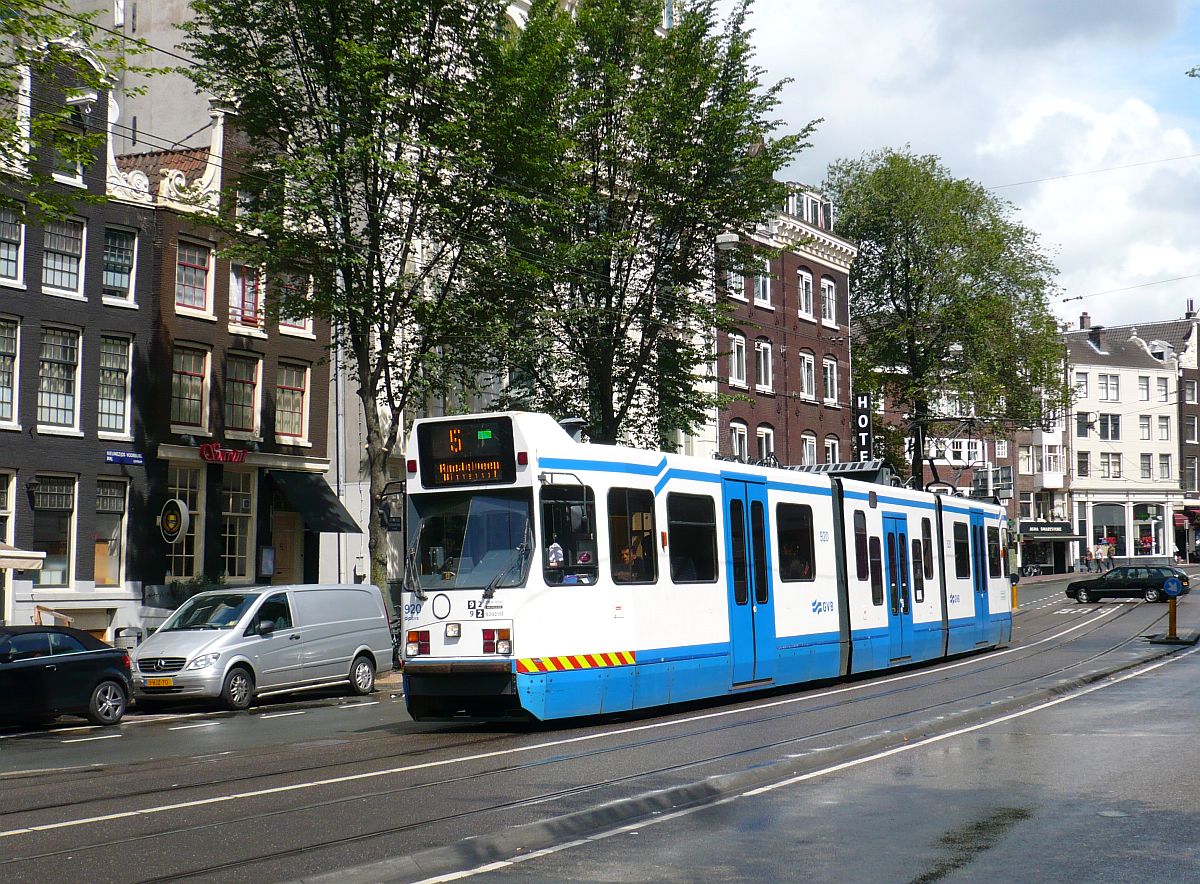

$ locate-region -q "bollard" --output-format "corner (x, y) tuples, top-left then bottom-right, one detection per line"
(1169, 596), (1178, 641)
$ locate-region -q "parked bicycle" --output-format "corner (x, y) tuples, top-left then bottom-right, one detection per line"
(1020, 564), (1042, 578)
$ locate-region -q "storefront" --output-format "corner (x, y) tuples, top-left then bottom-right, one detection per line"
(1018, 521), (1086, 574)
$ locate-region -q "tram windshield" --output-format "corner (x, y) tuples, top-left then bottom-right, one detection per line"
(407, 490), (533, 591)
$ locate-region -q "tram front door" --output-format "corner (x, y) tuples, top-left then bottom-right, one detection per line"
(883, 513), (914, 661)
(723, 477), (777, 686)
(970, 514), (990, 640)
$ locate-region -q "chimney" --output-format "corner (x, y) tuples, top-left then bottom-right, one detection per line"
(1079, 311), (1091, 329)
(1187, 299), (1196, 320)
(1088, 325), (1104, 349)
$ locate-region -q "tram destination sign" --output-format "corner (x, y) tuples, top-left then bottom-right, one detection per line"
(417, 417), (517, 488)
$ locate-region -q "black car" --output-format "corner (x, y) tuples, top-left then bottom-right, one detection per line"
(0, 627), (133, 725)
(1066, 566), (1191, 604)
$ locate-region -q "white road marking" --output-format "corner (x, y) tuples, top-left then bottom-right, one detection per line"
(168, 722), (220, 731)
(414, 645), (1200, 882)
(60, 734), (122, 744)
(259, 711), (308, 720)
(339, 702), (379, 709)
(0, 607), (1123, 840)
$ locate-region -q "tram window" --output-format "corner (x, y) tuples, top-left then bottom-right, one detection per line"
(666, 493), (718, 583)
(854, 511), (868, 580)
(953, 522), (970, 579)
(777, 503), (814, 582)
(1000, 526), (1010, 576)
(987, 526), (1002, 577)
(730, 499), (748, 604)
(868, 536), (883, 605)
(541, 483), (598, 586)
(608, 488), (657, 584)
(751, 500), (768, 604)
(921, 518), (934, 580)
(911, 538), (925, 603)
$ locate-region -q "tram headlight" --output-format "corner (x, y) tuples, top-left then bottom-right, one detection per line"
(495, 637), (512, 655)
(445, 622), (461, 639)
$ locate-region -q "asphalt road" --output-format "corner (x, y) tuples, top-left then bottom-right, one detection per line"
(1, 573), (1196, 883)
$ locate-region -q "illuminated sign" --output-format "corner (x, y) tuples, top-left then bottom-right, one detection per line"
(199, 443), (248, 463)
(417, 417), (516, 487)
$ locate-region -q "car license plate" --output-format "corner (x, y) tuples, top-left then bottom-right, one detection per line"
(146, 677), (174, 688)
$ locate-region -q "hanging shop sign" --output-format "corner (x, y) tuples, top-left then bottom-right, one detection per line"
(1017, 521), (1073, 537)
(199, 442), (248, 464)
(159, 498), (190, 545)
(852, 392), (873, 462)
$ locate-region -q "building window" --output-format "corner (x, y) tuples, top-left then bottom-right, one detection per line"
(995, 440), (1008, 459)
(221, 469), (255, 581)
(276, 363), (308, 441)
(1187, 380), (1198, 404)
(1187, 415), (1198, 444)
(1160, 454), (1172, 479)
(800, 352), (816, 398)
(1159, 415), (1171, 441)
(1138, 376), (1150, 401)
(1139, 415), (1150, 441)
(0, 318), (16, 424)
(1074, 371), (1088, 398)
(1098, 414), (1120, 441)
(820, 277), (836, 323)
(171, 345), (208, 428)
(824, 436), (840, 463)
(102, 228), (136, 301)
(728, 333), (746, 386)
(0, 207), (24, 283)
(1158, 377), (1170, 402)
(753, 259), (770, 306)
(754, 339), (772, 392)
(224, 354), (259, 434)
(729, 421), (748, 461)
(1075, 411), (1089, 438)
(756, 426), (774, 461)
(166, 464), (203, 579)
(175, 241), (211, 311)
(94, 479), (127, 587)
(97, 335), (131, 435)
(1076, 450), (1089, 478)
(723, 266), (746, 300)
(37, 327), (79, 428)
(1141, 453), (1152, 479)
(1100, 452), (1121, 479)
(801, 433), (817, 466)
(42, 219), (84, 294)
(31, 476), (75, 588)
(1018, 445), (1033, 475)
(1098, 373), (1119, 402)
(229, 263), (262, 327)
(797, 270), (813, 317)
(822, 358), (838, 403)
(113, 0), (125, 26)
(1019, 492), (1032, 519)
(1187, 456), (1199, 493)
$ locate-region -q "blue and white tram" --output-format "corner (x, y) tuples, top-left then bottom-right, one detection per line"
(399, 411), (1012, 721)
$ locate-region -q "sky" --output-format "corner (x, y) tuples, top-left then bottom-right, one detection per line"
(743, 0), (1200, 331)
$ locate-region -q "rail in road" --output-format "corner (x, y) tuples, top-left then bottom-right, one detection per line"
(0, 592), (1194, 884)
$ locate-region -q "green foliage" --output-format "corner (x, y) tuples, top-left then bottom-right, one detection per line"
(823, 148), (1067, 480)
(0, 0), (146, 217)
(492, 0), (813, 445)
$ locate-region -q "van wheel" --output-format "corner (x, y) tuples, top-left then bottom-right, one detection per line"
(221, 667), (255, 711)
(1076, 588), (1092, 603)
(86, 680), (127, 725)
(350, 655), (375, 696)
(1144, 587), (1162, 603)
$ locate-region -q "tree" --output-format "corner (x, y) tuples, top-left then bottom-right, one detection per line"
(494, 0), (811, 447)
(181, 0), (521, 595)
(822, 148), (1067, 482)
(0, 0), (144, 216)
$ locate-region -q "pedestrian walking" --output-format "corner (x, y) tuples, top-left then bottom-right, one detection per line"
(1083, 547), (1094, 573)
(1093, 542), (1109, 571)
(1106, 542), (1116, 571)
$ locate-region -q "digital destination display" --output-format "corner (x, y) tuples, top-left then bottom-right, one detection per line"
(417, 417), (517, 487)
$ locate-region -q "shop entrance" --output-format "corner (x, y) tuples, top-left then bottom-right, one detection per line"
(271, 511), (304, 585)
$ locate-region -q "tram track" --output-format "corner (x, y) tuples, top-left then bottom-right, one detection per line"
(0, 601), (1174, 882)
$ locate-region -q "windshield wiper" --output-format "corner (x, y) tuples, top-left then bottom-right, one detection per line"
(483, 525), (532, 600)
(405, 524), (427, 601)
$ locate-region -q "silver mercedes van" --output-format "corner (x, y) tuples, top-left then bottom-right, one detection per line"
(131, 584), (393, 710)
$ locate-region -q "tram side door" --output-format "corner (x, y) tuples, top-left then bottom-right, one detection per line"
(970, 514), (989, 637)
(722, 478), (777, 685)
(883, 514), (913, 661)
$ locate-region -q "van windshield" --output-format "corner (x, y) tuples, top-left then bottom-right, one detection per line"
(407, 490), (532, 591)
(161, 593), (257, 631)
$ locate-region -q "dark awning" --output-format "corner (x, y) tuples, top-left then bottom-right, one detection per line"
(269, 471), (361, 533)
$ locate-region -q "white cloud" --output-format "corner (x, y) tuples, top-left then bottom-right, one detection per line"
(746, 0), (1200, 327)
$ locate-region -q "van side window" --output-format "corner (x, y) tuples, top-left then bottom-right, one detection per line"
(254, 594), (292, 632)
(777, 503), (815, 581)
(666, 493), (718, 582)
(921, 518), (934, 580)
(868, 536), (883, 605)
(987, 526), (1001, 577)
(854, 510), (868, 580)
(541, 483), (598, 585)
(953, 522), (970, 578)
(609, 488), (657, 584)
(911, 538), (925, 603)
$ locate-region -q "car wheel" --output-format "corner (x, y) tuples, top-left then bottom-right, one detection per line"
(1144, 587), (1162, 603)
(349, 654), (375, 696)
(1076, 587), (1092, 604)
(86, 680), (127, 726)
(220, 667), (255, 711)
